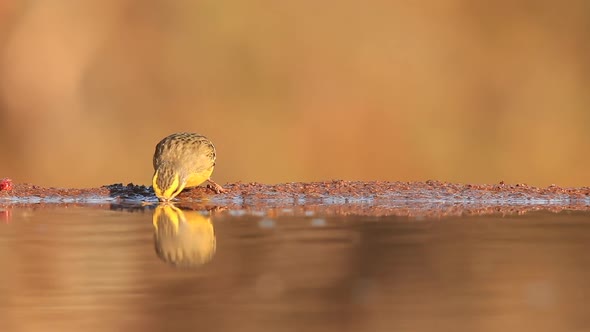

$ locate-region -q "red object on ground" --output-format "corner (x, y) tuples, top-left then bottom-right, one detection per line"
(0, 178), (13, 191)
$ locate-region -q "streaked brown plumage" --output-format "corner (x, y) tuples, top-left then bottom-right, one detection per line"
(152, 132), (225, 201)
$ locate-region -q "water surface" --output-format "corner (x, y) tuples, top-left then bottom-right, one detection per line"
(1, 205), (590, 332)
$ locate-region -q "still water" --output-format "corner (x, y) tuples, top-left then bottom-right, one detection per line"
(1, 204), (590, 332)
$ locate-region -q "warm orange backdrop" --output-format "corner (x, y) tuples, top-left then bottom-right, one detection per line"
(0, 1), (588, 187)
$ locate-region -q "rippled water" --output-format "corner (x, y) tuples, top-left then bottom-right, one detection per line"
(1, 205), (590, 332)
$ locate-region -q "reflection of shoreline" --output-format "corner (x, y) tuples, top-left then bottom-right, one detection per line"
(0, 207), (11, 223)
(109, 200), (590, 219)
(152, 204), (216, 268)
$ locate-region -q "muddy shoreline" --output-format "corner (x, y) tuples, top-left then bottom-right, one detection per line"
(1, 180), (589, 217)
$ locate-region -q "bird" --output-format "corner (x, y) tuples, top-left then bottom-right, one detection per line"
(152, 132), (225, 201)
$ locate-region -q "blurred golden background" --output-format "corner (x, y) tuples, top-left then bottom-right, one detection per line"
(0, 1), (588, 188)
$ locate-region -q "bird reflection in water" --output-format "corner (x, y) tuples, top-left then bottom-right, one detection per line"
(152, 204), (216, 268)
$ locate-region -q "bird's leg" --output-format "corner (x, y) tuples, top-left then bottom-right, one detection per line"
(206, 178), (227, 194)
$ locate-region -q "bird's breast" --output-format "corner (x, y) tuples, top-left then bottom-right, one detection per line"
(185, 166), (214, 188)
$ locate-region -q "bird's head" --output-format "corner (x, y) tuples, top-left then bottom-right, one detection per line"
(153, 164), (186, 201)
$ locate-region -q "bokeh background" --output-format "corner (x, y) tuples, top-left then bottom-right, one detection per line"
(0, 1), (589, 188)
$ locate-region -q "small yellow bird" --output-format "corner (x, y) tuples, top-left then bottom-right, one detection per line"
(152, 132), (225, 201)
